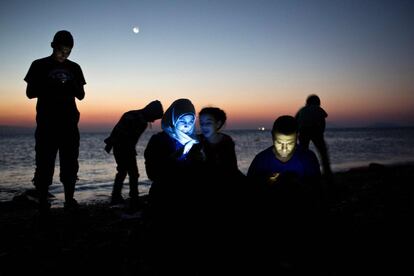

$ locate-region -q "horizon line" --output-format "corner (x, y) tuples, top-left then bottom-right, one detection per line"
(1, 124), (414, 133)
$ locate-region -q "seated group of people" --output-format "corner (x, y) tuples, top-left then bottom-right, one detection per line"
(24, 30), (332, 272)
(104, 98), (323, 207)
(104, 98), (329, 274)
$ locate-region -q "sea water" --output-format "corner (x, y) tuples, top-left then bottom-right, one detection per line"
(1, 128), (414, 206)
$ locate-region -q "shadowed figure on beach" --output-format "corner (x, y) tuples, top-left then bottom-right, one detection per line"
(198, 107), (238, 172)
(296, 94), (333, 177)
(247, 115), (325, 274)
(198, 106), (246, 190)
(143, 98), (206, 274)
(197, 107), (248, 272)
(24, 30), (86, 213)
(104, 100), (163, 206)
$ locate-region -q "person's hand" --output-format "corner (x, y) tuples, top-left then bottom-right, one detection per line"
(267, 172), (280, 185)
(183, 139), (197, 155)
(175, 129), (193, 145)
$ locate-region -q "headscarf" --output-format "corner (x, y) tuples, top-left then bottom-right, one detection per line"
(161, 98), (198, 146)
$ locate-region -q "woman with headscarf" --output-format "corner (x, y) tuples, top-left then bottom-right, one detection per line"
(143, 98), (205, 274)
(144, 98), (206, 215)
(144, 98), (201, 189)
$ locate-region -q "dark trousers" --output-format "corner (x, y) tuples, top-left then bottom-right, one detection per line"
(33, 123), (79, 202)
(299, 129), (332, 175)
(112, 146), (139, 198)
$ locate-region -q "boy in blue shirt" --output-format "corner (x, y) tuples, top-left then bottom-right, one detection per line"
(247, 115), (323, 273)
(248, 115), (321, 185)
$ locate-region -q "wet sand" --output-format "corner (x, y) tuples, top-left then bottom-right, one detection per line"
(0, 162), (413, 275)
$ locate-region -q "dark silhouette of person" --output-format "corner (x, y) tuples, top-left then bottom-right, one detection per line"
(198, 107), (238, 171)
(247, 115), (322, 274)
(24, 30), (86, 213)
(197, 106), (247, 273)
(295, 94), (333, 176)
(198, 106), (246, 209)
(143, 98), (206, 274)
(104, 100), (164, 206)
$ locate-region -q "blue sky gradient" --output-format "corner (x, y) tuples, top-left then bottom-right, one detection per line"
(1, 0), (413, 129)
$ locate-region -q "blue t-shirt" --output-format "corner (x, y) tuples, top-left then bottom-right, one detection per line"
(247, 145), (321, 183)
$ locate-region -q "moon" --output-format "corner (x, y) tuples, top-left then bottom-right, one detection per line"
(133, 26), (139, 34)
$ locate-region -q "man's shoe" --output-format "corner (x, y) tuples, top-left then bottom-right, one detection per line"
(110, 195), (125, 206)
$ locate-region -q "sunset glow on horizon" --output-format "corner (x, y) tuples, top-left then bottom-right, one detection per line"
(1, 0), (413, 130)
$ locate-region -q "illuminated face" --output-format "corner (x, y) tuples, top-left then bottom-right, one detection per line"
(273, 132), (297, 162)
(53, 45), (72, 63)
(176, 114), (195, 134)
(199, 114), (220, 139)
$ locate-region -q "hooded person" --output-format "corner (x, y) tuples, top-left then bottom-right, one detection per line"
(143, 99), (207, 274)
(104, 100), (163, 205)
(161, 98), (199, 156)
(144, 98), (207, 212)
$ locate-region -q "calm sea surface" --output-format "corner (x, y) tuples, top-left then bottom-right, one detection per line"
(1, 128), (414, 206)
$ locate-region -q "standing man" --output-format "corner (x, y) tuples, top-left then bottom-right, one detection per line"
(295, 94), (332, 177)
(24, 30), (86, 213)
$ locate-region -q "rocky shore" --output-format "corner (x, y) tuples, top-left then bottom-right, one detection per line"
(1, 162), (413, 275)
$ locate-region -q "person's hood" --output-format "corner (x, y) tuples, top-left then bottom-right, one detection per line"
(142, 100), (164, 121)
(161, 98), (197, 140)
